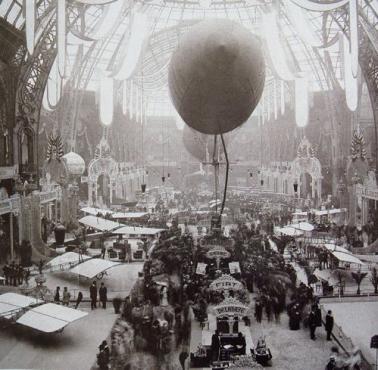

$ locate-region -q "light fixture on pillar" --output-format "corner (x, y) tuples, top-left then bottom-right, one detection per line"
(141, 184), (146, 193)
(337, 179), (346, 194)
(293, 182), (298, 193)
(249, 172), (253, 177)
(260, 179), (264, 186)
(352, 171), (362, 185)
(162, 176), (165, 183)
(167, 173), (170, 178)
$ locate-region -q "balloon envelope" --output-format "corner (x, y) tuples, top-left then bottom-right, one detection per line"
(182, 125), (234, 161)
(168, 19), (265, 135)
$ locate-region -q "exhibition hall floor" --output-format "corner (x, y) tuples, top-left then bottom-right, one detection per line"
(323, 300), (378, 366)
(0, 263), (143, 370)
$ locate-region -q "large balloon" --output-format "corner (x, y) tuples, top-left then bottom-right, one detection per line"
(182, 125), (234, 162)
(182, 125), (209, 161)
(168, 19), (265, 135)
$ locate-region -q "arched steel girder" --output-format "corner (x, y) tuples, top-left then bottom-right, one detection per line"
(56, 3), (134, 152)
(13, 2), (107, 181)
(326, 0), (378, 171)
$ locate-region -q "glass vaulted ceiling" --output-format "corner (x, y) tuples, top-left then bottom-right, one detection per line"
(0, 0), (357, 118)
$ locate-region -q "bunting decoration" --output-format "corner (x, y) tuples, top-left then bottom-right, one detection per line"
(46, 133), (64, 162)
(350, 130), (367, 161)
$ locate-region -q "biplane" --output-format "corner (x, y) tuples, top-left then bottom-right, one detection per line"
(45, 252), (121, 279)
(0, 292), (88, 334)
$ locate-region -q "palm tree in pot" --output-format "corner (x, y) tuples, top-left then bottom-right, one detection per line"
(370, 267), (378, 294)
(351, 270), (367, 295)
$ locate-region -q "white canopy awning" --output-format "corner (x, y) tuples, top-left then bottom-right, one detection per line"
(289, 222), (314, 231)
(81, 207), (114, 216)
(16, 303), (88, 333)
(69, 258), (121, 279)
(314, 208), (346, 216)
(331, 251), (364, 265)
(324, 244), (350, 254)
(45, 252), (91, 271)
(313, 268), (335, 283)
(0, 293), (43, 319)
(276, 226), (304, 236)
(111, 212), (148, 219)
(113, 226), (165, 236)
(324, 244), (365, 265)
(78, 215), (124, 232)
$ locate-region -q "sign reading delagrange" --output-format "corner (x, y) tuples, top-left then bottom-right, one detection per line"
(213, 297), (249, 317)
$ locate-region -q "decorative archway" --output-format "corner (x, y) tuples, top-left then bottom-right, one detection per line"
(88, 157), (118, 207)
(291, 137), (322, 201)
(87, 138), (118, 207)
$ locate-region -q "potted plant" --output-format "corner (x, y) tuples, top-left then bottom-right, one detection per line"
(54, 223), (66, 246)
(371, 267), (378, 294)
(352, 270), (367, 295)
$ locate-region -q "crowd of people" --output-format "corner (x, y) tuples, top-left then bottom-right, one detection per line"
(0, 188), (370, 370)
(51, 281), (108, 310)
(2, 261), (30, 286)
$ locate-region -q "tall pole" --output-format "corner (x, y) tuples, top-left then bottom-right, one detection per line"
(213, 135), (218, 214)
(10, 212), (14, 261)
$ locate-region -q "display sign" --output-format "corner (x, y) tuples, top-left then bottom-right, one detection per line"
(210, 274), (243, 291)
(213, 298), (249, 317)
(196, 262), (207, 275)
(0, 165), (18, 180)
(229, 262), (241, 274)
(81, 176), (88, 183)
(206, 247), (230, 260)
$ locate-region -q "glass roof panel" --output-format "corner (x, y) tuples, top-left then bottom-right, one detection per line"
(1, 0), (366, 119)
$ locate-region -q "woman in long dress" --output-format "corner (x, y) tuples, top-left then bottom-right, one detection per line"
(161, 286), (169, 306)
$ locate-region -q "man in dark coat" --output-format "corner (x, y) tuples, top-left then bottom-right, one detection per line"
(255, 299), (263, 323)
(308, 306), (317, 340)
(122, 296), (132, 320)
(90, 281), (97, 310)
(97, 340), (110, 370)
(211, 330), (220, 362)
(3, 262), (9, 285)
(75, 291), (83, 309)
(314, 302), (322, 327)
(179, 351), (189, 370)
(325, 310), (334, 341)
(99, 282), (107, 309)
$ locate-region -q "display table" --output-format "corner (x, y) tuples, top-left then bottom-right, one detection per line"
(212, 355), (261, 369)
(190, 345), (211, 367)
(219, 334), (246, 361)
